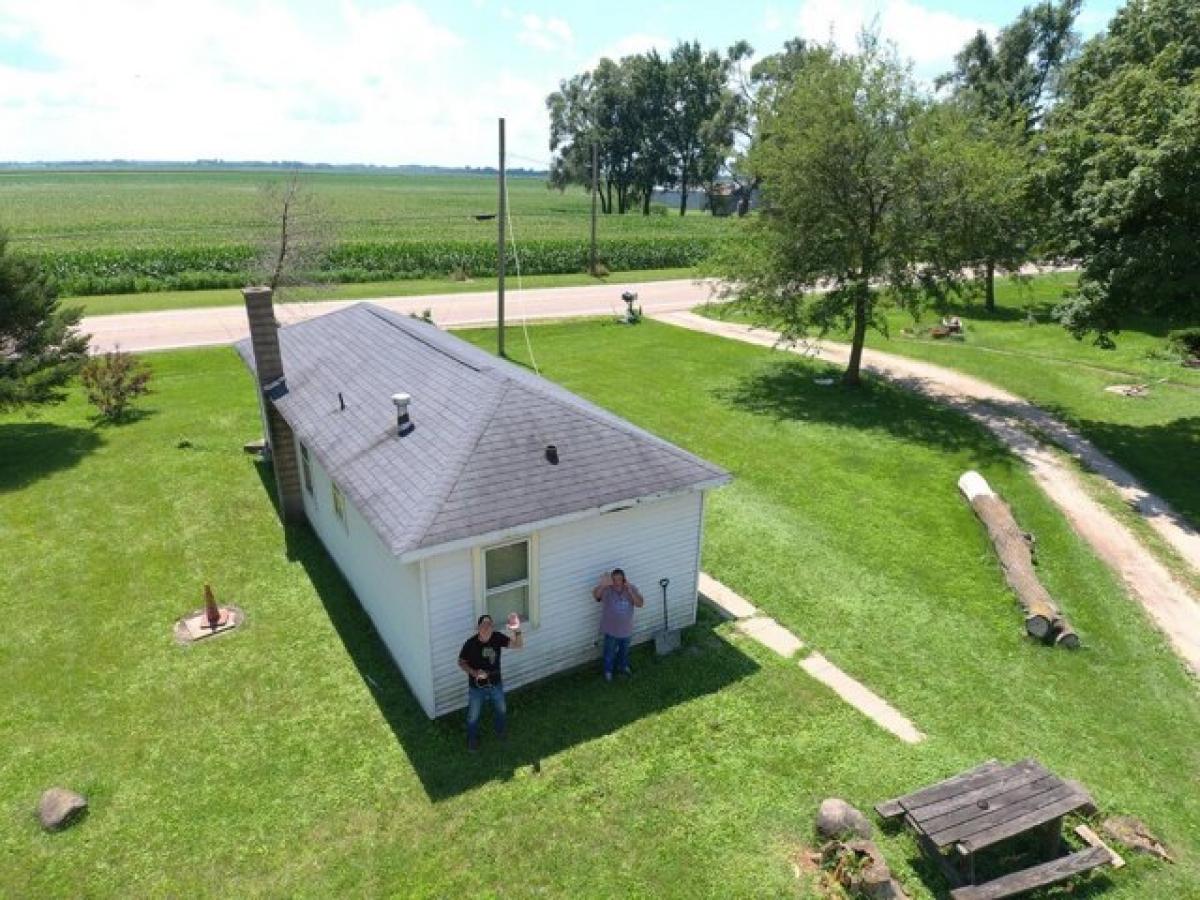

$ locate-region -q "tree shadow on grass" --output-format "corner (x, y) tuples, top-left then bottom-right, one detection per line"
(88, 407), (158, 429)
(1070, 415), (1200, 531)
(715, 359), (1014, 469)
(252, 461), (760, 802)
(0, 421), (104, 494)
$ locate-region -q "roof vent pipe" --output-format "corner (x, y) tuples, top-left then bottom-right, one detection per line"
(545, 444), (559, 464)
(392, 393), (413, 436)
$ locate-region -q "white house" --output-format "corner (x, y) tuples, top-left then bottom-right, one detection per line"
(236, 287), (730, 718)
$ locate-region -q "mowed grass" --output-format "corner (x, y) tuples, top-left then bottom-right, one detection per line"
(0, 170), (726, 251)
(68, 267), (697, 316)
(703, 272), (1200, 526)
(2, 320), (1198, 897)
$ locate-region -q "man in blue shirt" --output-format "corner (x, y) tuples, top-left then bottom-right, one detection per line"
(593, 568), (644, 682)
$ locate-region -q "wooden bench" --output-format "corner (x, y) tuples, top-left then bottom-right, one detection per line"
(949, 846), (1111, 900)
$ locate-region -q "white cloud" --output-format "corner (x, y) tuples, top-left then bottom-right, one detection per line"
(516, 13), (573, 53)
(0, 0), (560, 166)
(792, 0), (991, 77)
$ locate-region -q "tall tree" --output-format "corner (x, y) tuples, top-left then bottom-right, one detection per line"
(0, 233), (89, 410)
(938, 0), (1081, 308)
(938, 0), (1081, 132)
(548, 69), (608, 211)
(723, 38), (818, 216)
(627, 51), (675, 215)
(547, 59), (642, 214)
(715, 36), (966, 386)
(547, 42), (743, 216)
(1039, 0), (1200, 338)
(664, 41), (738, 215)
(924, 111), (1035, 311)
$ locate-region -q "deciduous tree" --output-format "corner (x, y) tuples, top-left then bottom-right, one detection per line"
(252, 171), (332, 299)
(1039, 0), (1200, 338)
(938, 0), (1081, 308)
(546, 42), (744, 216)
(714, 36), (967, 386)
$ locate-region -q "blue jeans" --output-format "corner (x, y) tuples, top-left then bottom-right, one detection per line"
(466, 682), (507, 742)
(602, 634), (631, 676)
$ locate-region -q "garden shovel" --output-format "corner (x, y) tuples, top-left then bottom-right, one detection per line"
(653, 577), (681, 656)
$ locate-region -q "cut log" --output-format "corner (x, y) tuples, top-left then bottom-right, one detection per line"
(1054, 623), (1080, 650)
(958, 471), (1080, 648)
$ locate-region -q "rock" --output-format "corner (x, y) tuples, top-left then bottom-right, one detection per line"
(816, 798), (873, 840)
(860, 868), (909, 900)
(1101, 815), (1173, 862)
(38, 788), (87, 831)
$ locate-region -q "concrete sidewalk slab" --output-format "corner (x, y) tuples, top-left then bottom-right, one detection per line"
(799, 653), (926, 744)
(699, 573), (758, 619)
(735, 616), (805, 658)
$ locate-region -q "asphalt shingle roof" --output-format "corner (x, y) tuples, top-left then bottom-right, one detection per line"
(235, 304), (729, 557)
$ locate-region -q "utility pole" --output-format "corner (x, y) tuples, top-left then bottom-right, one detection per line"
(590, 141), (598, 276)
(497, 117), (507, 357)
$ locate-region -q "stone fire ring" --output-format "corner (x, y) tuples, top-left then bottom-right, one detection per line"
(174, 606), (245, 644)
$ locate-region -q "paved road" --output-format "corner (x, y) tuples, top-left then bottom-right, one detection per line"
(658, 311), (1200, 677)
(83, 278), (717, 353)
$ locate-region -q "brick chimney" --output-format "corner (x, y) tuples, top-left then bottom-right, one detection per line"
(243, 286), (304, 523)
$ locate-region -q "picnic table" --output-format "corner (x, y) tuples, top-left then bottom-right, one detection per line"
(876, 759), (1111, 900)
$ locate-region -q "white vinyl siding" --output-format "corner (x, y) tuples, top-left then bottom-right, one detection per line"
(425, 491), (705, 716)
(296, 435), (434, 716)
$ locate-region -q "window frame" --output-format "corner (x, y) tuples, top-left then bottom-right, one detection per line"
(299, 442), (314, 495)
(474, 534), (539, 628)
(331, 482), (347, 528)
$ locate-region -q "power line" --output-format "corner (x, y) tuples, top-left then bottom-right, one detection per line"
(506, 150), (553, 168)
(503, 177), (540, 376)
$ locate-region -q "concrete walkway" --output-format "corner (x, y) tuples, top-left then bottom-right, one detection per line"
(699, 573), (926, 744)
(83, 278), (717, 353)
(673, 314), (1200, 678)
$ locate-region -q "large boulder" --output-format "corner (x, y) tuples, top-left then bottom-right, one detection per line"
(816, 798), (873, 840)
(38, 788), (87, 832)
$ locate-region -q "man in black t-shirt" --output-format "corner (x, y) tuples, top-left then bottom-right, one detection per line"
(458, 613), (525, 750)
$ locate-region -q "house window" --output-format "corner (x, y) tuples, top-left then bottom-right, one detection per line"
(300, 443), (314, 495)
(331, 483), (346, 525)
(483, 539), (530, 624)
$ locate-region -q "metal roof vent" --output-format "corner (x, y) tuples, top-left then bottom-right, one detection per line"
(545, 444), (559, 464)
(392, 392), (413, 436)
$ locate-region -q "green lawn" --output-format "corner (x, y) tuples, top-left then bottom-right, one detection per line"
(702, 272), (1200, 526)
(69, 267), (697, 316)
(2, 320), (1197, 897)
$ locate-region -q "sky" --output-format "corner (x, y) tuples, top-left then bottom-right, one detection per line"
(0, 0), (1122, 167)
